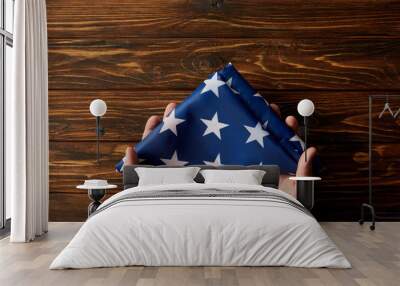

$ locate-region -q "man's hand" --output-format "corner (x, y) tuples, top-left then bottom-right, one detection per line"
(125, 102), (317, 197)
(268, 103), (317, 177)
(125, 103), (176, 165)
(269, 104), (317, 197)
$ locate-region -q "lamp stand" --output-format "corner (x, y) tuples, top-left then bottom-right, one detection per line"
(96, 116), (100, 164)
(304, 116), (308, 162)
(95, 116), (106, 164)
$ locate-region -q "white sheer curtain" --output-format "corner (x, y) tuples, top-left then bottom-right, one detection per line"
(9, 0), (49, 242)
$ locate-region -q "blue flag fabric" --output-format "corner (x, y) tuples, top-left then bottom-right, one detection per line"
(116, 63), (305, 174)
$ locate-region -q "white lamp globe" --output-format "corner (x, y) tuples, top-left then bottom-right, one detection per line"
(297, 99), (315, 117)
(90, 99), (107, 117)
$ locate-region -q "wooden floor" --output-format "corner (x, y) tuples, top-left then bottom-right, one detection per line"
(0, 222), (399, 286)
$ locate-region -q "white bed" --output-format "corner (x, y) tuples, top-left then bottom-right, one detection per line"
(50, 182), (350, 269)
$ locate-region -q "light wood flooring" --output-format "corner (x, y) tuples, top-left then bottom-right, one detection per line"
(0, 222), (399, 286)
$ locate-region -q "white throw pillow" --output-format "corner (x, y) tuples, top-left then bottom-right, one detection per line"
(135, 167), (200, 186)
(200, 169), (266, 185)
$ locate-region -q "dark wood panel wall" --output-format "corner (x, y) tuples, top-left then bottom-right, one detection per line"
(47, 0), (400, 221)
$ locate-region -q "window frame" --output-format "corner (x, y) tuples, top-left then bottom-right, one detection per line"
(0, 0), (13, 230)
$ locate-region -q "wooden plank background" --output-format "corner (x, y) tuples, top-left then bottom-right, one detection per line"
(47, 0), (400, 221)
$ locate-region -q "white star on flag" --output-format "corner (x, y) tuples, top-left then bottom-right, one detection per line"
(226, 77), (239, 94)
(254, 93), (269, 106)
(290, 135), (306, 151)
(204, 154), (222, 166)
(200, 112), (229, 140)
(161, 151), (188, 166)
(159, 109), (185, 136)
(244, 122), (269, 148)
(201, 73), (225, 97)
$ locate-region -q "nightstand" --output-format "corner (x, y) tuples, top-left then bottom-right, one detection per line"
(77, 180), (117, 217)
(289, 176), (321, 210)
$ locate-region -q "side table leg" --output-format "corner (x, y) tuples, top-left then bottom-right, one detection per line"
(88, 201), (101, 217)
(87, 189), (106, 217)
(297, 180), (314, 210)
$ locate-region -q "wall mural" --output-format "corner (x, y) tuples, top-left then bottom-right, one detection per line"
(47, 0), (400, 221)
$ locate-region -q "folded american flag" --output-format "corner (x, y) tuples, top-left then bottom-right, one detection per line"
(116, 63), (304, 174)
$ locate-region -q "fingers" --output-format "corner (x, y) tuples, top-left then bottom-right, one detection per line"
(125, 146), (138, 165)
(142, 103), (177, 140)
(270, 103), (299, 134)
(142, 115), (162, 139)
(285, 115), (299, 134)
(135, 102), (177, 166)
(270, 103), (281, 118)
(296, 147), (318, 177)
(163, 102), (177, 118)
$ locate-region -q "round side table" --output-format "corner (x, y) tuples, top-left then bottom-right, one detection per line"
(289, 176), (321, 210)
(77, 183), (117, 217)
